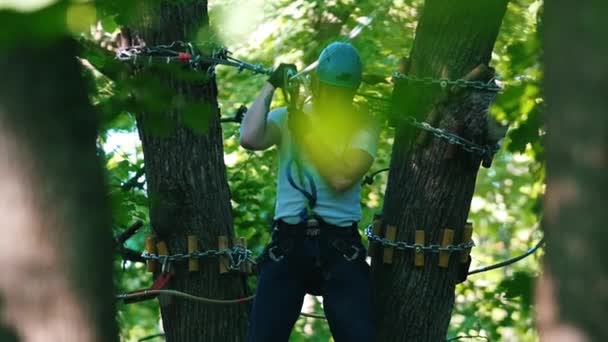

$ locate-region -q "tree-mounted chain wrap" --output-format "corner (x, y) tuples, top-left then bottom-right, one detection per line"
(141, 245), (256, 272)
(392, 72), (502, 92)
(402, 116), (500, 161)
(364, 225), (475, 254)
(355, 94), (501, 163)
(115, 41), (273, 76)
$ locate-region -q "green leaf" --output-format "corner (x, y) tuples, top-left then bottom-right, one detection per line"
(507, 103), (542, 153)
(497, 271), (535, 310)
(181, 102), (213, 134)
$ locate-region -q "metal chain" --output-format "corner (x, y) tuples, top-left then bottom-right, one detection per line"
(403, 116), (500, 159)
(141, 245), (255, 271)
(392, 72), (502, 92)
(116, 42), (273, 76)
(365, 225), (475, 253)
(356, 92), (500, 160)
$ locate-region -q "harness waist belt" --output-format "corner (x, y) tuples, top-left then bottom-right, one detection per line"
(275, 219), (358, 238)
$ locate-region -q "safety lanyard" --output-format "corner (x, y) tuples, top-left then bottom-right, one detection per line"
(282, 75), (318, 221)
(286, 154), (317, 221)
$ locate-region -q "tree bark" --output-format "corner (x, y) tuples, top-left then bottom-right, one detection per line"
(131, 1), (249, 341)
(371, 1), (508, 341)
(0, 39), (117, 342)
(539, 1), (608, 341)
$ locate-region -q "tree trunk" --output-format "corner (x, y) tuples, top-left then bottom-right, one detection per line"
(371, 1), (508, 341)
(539, 1), (607, 341)
(131, 1), (249, 341)
(0, 39), (117, 342)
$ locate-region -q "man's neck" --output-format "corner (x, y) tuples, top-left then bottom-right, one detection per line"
(312, 100), (353, 120)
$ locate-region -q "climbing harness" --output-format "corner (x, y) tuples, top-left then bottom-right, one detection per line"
(280, 63), (319, 222)
(261, 219), (363, 264)
(286, 157), (318, 221)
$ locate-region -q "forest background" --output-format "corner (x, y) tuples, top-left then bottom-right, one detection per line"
(0, 0), (544, 341)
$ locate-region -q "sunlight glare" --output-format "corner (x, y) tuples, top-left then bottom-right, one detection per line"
(66, 2), (96, 34)
(0, 0), (56, 12)
(215, 0), (267, 45)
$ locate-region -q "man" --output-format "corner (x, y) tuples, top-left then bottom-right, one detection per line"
(240, 42), (377, 342)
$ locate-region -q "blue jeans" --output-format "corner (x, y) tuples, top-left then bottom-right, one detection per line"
(246, 232), (374, 342)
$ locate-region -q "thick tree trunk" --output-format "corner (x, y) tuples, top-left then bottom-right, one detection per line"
(371, 1), (508, 341)
(0, 39), (117, 342)
(539, 1), (608, 341)
(132, 1), (249, 341)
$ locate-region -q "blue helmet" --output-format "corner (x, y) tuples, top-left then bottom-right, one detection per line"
(316, 42), (362, 90)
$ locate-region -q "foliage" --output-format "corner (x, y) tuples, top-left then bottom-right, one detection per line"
(1, 0), (544, 340)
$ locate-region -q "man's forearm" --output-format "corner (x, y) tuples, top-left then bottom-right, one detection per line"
(300, 134), (351, 186)
(299, 132), (374, 192)
(240, 83), (275, 144)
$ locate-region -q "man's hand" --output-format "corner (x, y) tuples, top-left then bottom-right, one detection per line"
(267, 63), (297, 89)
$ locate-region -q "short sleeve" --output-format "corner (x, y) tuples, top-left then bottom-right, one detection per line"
(350, 122), (379, 158)
(267, 107), (288, 131)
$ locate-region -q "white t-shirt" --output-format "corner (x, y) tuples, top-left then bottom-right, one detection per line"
(264, 106), (379, 227)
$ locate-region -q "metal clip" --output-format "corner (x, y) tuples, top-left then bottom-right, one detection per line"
(268, 245), (284, 262)
(161, 257), (172, 274)
(207, 66), (216, 77)
(343, 245), (360, 261)
(306, 217), (319, 228)
(305, 228), (321, 237)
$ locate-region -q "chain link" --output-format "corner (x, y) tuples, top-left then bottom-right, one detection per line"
(141, 245), (254, 272)
(364, 225), (475, 253)
(403, 116), (500, 159)
(392, 72), (502, 92)
(116, 42), (273, 76)
(356, 92), (501, 161)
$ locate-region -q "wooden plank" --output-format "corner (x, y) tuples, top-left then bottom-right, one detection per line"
(383, 225), (398, 264)
(145, 234), (157, 273)
(438, 229), (454, 268)
(156, 241), (169, 256)
(188, 235), (199, 272)
(460, 222), (474, 263)
(414, 230), (425, 267)
(218, 236), (229, 274)
(156, 240), (171, 274)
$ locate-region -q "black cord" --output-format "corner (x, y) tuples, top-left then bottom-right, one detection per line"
(362, 167), (390, 185)
(220, 105), (247, 124)
(467, 237), (545, 276)
(138, 333), (165, 342)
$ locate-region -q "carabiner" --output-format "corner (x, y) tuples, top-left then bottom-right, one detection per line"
(343, 245), (360, 261)
(268, 245), (285, 262)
